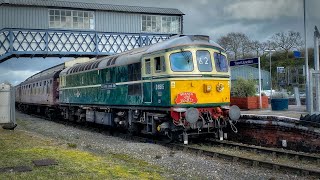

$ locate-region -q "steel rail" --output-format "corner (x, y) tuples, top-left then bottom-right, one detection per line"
(165, 143), (320, 177)
(207, 139), (320, 164)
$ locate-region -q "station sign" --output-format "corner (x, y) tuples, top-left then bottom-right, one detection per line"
(229, 58), (259, 67)
(277, 67), (285, 73)
(293, 51), (301, 58)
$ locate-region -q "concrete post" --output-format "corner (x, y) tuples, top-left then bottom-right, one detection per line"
(314, 27), (320, 112)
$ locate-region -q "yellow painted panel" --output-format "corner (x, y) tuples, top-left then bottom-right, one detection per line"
(170, 79), (230, 105)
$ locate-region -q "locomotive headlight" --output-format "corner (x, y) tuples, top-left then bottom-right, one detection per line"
(216, 82), (224, 92)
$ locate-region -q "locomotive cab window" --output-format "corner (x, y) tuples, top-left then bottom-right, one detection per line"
(170, 51), (193, 72)
(155, 56), (166, 73)
(145, 59), (151, 75)
(214, 53), (228, 72)
(196, 50), (212, 72)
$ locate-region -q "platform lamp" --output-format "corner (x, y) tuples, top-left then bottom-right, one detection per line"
(265, 49), (276, 98)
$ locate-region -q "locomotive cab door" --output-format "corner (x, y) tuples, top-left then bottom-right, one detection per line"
(142, 58), (152, 103)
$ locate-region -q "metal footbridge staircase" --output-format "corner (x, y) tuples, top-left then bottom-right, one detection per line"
(0, 28), (172, 63)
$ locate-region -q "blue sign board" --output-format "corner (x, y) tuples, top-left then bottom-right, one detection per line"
(229, 58), (259, 67)
(293, 51), (301, 58)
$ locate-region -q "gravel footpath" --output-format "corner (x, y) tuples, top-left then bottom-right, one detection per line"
(14, 111), (311, 180)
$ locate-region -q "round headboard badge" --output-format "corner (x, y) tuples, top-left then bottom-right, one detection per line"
(216, 82), (224, 92)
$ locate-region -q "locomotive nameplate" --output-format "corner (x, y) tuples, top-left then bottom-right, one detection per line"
(175, 92), (198, 104)
(101, 83), (116, 90)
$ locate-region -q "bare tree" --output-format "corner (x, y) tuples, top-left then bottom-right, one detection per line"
(217, 36), (232, 52)
(217, 32), (251, 60)
(271, 31), (303, 59)
(250, 40), (277, 57)
(249, 40), (262, 57)
(239, 33), (251, 58)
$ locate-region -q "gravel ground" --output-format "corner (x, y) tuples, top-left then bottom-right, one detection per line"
(14, 111), (314, 180)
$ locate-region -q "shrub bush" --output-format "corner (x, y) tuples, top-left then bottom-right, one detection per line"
(271, 92), (289, 99)
(232, 78), (256, 97)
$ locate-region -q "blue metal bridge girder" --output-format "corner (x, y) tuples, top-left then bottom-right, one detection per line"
(0, 28), (173, 63)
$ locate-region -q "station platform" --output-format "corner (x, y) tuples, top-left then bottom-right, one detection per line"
(233, 105), (320, 153)
(240, 105), (308, 120)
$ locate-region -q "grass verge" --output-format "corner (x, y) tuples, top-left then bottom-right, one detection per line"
(0, 128), (166, 179)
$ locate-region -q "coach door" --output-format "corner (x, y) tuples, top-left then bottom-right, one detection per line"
(143, 58), (152, 103)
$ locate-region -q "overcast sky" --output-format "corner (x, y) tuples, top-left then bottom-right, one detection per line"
(1, 0), (319, 85)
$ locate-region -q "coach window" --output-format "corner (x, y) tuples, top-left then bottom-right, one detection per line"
(214, 52), (228, 72)
(155, 56), (166, 73)
(196, 50), (212, 72)
(170, 51), (193, 72)
(37, 83), (39, 94)
(145, 59), (151, 75)
(44, 81), (47, 94)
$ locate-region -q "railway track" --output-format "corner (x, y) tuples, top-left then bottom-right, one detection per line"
(207, 139), (320, 164)
(165, 143), (320, 177)
(20, 112), (320, 178)
(121, 135), (320, 177)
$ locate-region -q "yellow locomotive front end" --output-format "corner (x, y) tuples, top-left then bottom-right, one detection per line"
(161, 46), (240, 140)
(168, 47), (230, 106)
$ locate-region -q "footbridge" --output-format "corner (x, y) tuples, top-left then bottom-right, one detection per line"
(0, 28), (172, 63)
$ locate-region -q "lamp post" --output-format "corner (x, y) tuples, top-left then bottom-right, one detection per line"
(303, 0), (310, 112)
(265, 49), (276, 97)
(314, 26), (320, 112)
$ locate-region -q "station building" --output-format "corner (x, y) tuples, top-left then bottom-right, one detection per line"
(231, 66), (271, 90)
(0, 0), (184, 62)
(0, 0), (183, 33)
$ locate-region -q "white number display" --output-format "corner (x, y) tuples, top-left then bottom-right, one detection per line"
(155, 84), (165, 90)
(198, 57), (209, 65)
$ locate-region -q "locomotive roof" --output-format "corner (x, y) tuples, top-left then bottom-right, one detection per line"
(60, 35), (224, 76)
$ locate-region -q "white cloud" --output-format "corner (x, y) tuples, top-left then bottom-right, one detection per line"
(224, 0), (301, 20)
(0, 69), (39, 85)
(207, 22), (262, 41)
(307, 0), (320, 19)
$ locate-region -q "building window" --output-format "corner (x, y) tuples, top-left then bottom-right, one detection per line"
(142, 15), (180, 34)
(49, 9), (95, 30)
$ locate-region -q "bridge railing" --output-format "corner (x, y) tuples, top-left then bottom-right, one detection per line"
(0, 28), (173, 62)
